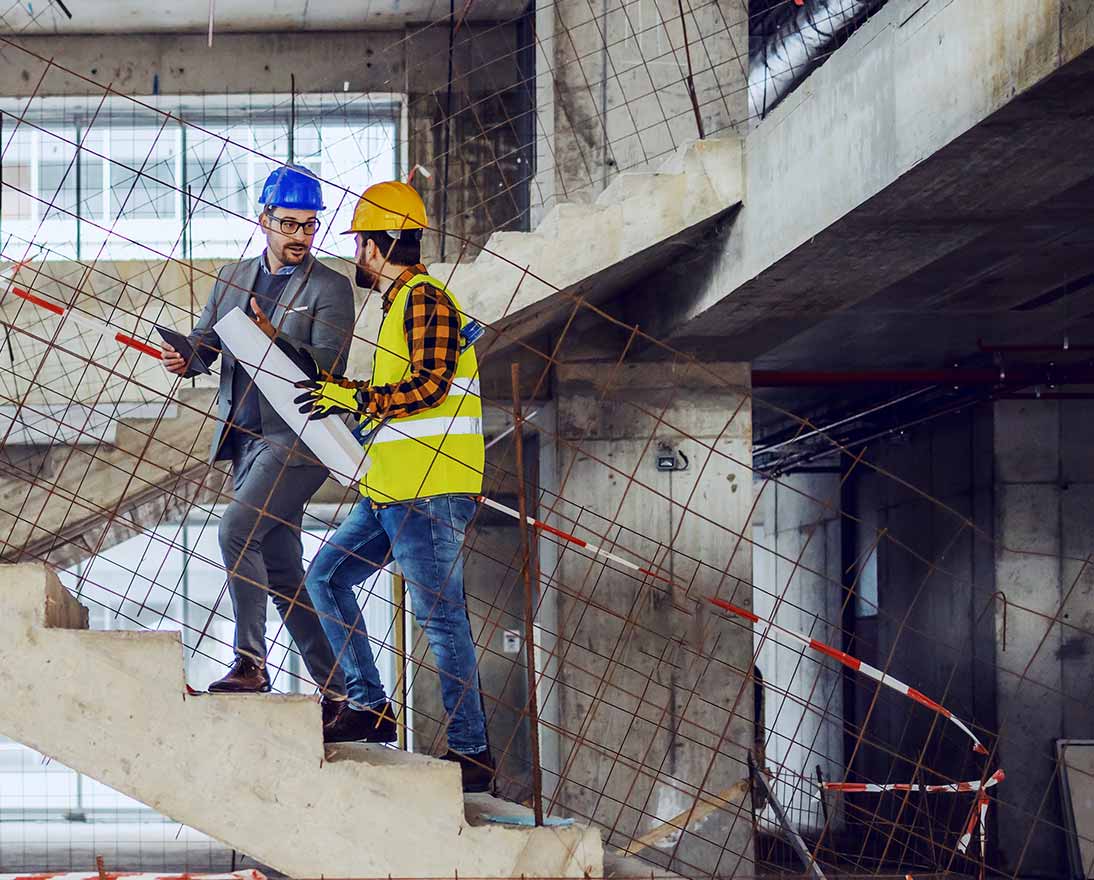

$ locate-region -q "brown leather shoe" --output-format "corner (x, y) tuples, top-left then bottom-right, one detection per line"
(207, 656), (271, 693)
(321, 697), (347, 728)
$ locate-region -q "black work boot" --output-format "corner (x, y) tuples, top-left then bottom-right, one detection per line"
(207, 656), (271, 693)
(441, 748), (495, 793)
(321, 696), (348, 728)
(324, 701), (398, 744)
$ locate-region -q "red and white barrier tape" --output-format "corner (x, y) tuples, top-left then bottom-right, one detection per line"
(957, 790), (990, 858)
(3, 277), (162, 360)
(477, 495), (675, 586)
(823, 768), (1005, 795)
(707, 595), (1001, 856)
(707, 597), (989, 755)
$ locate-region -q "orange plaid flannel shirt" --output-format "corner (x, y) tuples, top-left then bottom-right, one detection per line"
(361, 264), (462, 420)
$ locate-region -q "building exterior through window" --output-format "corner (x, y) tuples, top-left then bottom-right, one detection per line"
(0, 93), (400, 263)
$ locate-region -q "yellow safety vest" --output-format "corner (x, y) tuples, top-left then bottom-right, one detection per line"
(359, 274), (484, 503)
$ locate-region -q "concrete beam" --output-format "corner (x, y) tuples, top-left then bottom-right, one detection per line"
(0, 32), (402, 97)
(637, 0), (1094, 358)
(0, 26), (522, 98)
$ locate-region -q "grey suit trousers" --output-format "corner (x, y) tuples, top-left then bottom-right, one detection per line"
(219, 436), (346, 697)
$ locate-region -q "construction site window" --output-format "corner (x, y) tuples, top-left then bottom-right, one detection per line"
(0, 93), (399, 264)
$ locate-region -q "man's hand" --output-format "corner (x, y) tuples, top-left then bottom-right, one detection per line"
(251, 296), (276, 340)
(161, 341), (188, 376)
(294, 378), (362, 421)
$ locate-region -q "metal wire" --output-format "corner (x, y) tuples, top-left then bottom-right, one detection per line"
(0, 8), (1082, 879)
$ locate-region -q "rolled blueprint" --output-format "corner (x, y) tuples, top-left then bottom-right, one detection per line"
(213, 306), (367, 488)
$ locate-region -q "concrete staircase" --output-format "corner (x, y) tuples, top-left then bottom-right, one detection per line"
(0, 388), (222, 571)
(0, 563), (603, 878)
(431, 136), (743, 344)
(0, 136), (741, 572)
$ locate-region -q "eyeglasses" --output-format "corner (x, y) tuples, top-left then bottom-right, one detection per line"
(265, 213), (321, 235)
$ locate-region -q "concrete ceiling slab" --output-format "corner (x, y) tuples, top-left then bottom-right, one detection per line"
(663, 46), (1094, 373)
(2, 0), (526, 34)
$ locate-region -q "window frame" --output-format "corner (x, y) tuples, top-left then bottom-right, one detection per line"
(0, 93), (402, 262)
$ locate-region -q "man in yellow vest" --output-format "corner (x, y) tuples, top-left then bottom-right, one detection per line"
(293, 181), (492, 792)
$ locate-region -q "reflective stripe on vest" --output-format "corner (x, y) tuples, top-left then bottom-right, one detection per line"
(360, 273), (485, 502)
(449, 377), (480, 397)
(369, 415), (483, 446)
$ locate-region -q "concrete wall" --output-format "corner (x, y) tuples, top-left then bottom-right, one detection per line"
(992, 397), (1094, 877)
(547, 359), (754, 876)
(840, 397), (1094, 873)
(533, 0), (748, 222)
(846, 406), (998, 860)
(752, 470), (844, 833)
(2, 25), (534, 258)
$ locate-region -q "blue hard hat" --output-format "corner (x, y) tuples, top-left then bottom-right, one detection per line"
(259, 164), (325, 211)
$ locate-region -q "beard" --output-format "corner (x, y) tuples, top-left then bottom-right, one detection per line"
(278, 243), (309, 264)
(355, 265), (377, 289)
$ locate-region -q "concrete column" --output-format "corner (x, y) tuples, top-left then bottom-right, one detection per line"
(752, 470), (845, 833)
(544, 359), (753, 876)
(533, 0), (748, 222)
(992, 398), (1094, 877)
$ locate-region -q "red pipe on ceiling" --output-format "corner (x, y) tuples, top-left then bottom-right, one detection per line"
(751, 366), (1094, 387)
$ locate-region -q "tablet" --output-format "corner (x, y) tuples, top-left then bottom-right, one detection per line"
(155, 325), (213, 375)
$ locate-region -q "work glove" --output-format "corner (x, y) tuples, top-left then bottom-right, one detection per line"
(274, 337), (319, 378)
(294, 377), (365, 420)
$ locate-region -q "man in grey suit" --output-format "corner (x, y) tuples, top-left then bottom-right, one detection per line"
(162, 165), (353, 719)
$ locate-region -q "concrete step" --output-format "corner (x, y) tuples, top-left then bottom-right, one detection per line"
(464, 795), (676, 880)
(55, 630), (189, 696)
(464, 790), (540, 826)
(473, 230), (549, 265)
(0, 563), (604, 878)
(534, 202), (608, 239)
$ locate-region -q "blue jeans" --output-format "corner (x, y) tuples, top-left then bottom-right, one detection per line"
(305, 494), (488, 754)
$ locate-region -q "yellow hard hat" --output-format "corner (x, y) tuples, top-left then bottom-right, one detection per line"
(343, 180), (428, 235)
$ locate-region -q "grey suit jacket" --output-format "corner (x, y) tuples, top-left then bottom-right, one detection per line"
(184, 252), (355, 468)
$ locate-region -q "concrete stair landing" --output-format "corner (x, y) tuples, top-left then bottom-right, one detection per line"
(0, 563), (603, 878)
